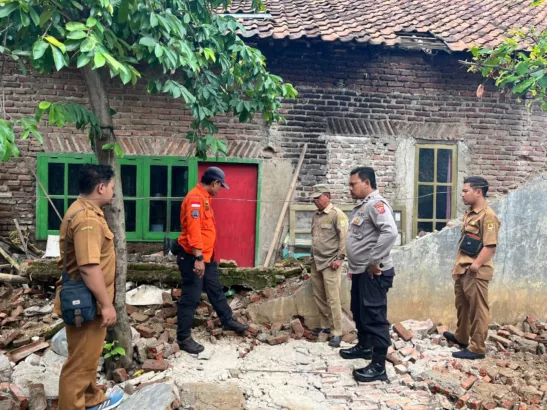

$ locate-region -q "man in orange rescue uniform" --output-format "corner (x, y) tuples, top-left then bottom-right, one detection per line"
(176, 166), (248, 353)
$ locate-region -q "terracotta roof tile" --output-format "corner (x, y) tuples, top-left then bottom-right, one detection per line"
(225, 0), (547, 51)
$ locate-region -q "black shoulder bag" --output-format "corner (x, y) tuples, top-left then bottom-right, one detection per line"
(459, 215), (483, 256)
(59, 210), (97, 327)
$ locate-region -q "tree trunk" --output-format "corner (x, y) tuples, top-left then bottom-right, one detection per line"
(82, 66), (133, 374)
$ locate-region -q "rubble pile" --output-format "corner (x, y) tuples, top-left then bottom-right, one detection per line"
(1, 270), (546, 409)
(385, 318), (547, 410)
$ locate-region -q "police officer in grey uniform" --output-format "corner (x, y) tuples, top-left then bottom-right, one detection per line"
(340, 166), (398, 383)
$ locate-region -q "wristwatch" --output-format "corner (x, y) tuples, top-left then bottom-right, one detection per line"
(195, 255), (204, 261)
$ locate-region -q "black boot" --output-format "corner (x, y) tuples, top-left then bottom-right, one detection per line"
(178, 336), (204, 354)
(353, 348), (388, 383)
(223, 319), (249, 333)
(443, 331), (469, 349)
(339, 343), (372, 360)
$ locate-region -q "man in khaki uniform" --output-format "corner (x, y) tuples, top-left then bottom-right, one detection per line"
(310, 184), (348, 348)
(444, 176), (501, 360)
(53, 164), (123, 410)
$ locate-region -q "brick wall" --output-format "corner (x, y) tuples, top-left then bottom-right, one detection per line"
(0, 40), (546, 240)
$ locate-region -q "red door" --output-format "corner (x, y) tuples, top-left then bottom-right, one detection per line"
(198, 162), (258, 267)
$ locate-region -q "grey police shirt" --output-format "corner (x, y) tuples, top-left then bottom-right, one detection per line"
(346, 191), (398, 274)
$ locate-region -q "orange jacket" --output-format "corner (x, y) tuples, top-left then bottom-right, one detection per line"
(177, 184), (216, 262)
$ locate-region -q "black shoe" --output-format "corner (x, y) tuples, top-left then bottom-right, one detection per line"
(452, 348), (485, 360)
(353, 362), (388, 382)
(223, 319), (249, 333)
(353, 350), (388, 383)
(443, 331), (469, 349)
(311, 328), (331, 336)
(339, 344), (372, 360)
(328, 336), (341, 348)
(178, 336), (204, 354)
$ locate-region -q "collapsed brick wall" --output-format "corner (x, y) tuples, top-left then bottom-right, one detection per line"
(0, 40), (546, 239)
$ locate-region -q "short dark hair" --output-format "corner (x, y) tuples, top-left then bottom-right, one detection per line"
(350, 166), (377, 189)
(79, 164), (115, 195)
(201, 174), (217, 185)
(464, 176), (489, 197)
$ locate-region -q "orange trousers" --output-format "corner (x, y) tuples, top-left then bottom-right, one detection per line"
(58, 317), (107, 410)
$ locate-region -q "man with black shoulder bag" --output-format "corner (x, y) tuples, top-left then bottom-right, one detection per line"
(444, 176), (501, 360)
(53, 164), (124, 410)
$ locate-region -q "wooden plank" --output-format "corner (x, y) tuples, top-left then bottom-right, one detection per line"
(0, 244), (20, 273)
(13, 219), (30, 259)
(7, 341), (49, 363)
(264, 143), (308, 267)
(0, 273), (28, 284)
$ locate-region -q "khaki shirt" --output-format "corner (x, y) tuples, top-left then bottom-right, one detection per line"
(453, 203), (500, 281)
(53, 198), (116, 316)
(311, 203), (348, 271)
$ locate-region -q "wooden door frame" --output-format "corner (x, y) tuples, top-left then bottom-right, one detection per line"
(195, 158), (262, 267)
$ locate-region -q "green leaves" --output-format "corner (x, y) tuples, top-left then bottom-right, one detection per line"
(45, 36), (66, 53)
(139, 37), (157, 48)
(469, 24), (547, 111)
(102, 142), (124, 157)
(0, 117), (43, 162)
(0, 0), (296, 165)
(51, 46), (66, 71)
(32, 40), (49, 59)
(66, 22), (88, 31)
(0, 3), (18, 19)
(94, 51), (106, 68)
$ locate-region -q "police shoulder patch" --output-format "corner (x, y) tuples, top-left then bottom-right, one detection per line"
(191, 209), (200, 219)
(486, 221), (494, 231)
(373, 201), (385, 214)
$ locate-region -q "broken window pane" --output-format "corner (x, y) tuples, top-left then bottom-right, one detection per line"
(125, 200), (136, 232)
(417, 185), (434, 219)
(150, 166), (168, 197)
(437, 149), (453, 183)
(436, 186), (452, 220)
(68, 164), (83, 195)
(149, 201), (167, 232)
(121, 165), (137, 197)
(48, 198), (64, 231)
(418, 149), (434, 182)
(48, 163), (64, 195)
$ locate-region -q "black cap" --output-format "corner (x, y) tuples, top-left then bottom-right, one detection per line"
(203, 166), (229, 189)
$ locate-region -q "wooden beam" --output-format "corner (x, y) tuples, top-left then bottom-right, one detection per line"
(264, 144), (308, 267)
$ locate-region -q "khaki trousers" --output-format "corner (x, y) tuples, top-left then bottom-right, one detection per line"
(59, 316), (107, 410)
(311, 262), (343, 336)
(454, 273), (490, 355)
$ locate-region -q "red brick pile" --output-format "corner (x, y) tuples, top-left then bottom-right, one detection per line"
(387, 319), (547, 410)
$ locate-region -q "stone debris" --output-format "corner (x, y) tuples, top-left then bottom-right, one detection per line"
(1, 276), (547, 409)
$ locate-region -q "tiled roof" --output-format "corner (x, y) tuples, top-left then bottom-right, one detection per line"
(226, 0), (547, 51)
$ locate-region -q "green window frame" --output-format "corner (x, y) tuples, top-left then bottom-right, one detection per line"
(35, 153), (196, 241)
(413, 144), (457, 237)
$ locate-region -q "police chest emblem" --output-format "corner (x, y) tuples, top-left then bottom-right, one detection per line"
(191, 210), (200, 219)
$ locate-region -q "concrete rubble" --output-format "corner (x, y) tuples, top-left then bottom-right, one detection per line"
(1, 263), (546, 409)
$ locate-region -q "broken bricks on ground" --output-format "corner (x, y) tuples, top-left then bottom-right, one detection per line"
(0, 262), (547, 409)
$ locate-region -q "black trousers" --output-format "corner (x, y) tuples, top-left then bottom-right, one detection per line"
(350, 269), (394, 349)
(176, 251), (233, 341)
